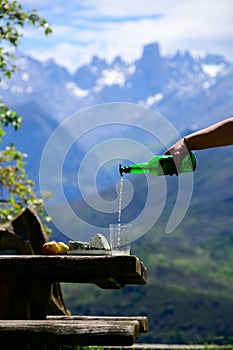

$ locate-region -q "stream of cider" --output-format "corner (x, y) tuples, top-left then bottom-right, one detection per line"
(117, 176), (124, 242)
(118, 176), (124, 224)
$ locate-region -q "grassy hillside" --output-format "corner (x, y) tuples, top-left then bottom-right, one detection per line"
(59, 147), (233, 344)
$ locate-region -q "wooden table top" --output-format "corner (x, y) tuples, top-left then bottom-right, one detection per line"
(0, 254), (147, 289)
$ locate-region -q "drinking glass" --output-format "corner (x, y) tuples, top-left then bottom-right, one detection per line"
(109, 223), (132, 255)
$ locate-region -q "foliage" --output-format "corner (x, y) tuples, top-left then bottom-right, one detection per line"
(63, 347), (106, 350)
(0, 0), (52, 231)
(0, 101), (22, 140)
(63, 347), (233, 350)
(0, 0), (52, 79)
(0, 143), (51, 229)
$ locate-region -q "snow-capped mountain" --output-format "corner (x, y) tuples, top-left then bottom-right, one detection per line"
(1, 42), (233, 127)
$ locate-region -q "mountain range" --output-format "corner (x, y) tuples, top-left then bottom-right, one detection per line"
(1, 42), (233, 129)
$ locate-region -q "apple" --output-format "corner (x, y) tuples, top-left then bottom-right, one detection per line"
(57, 241), (69, 254)
(42, 241), (59, 255)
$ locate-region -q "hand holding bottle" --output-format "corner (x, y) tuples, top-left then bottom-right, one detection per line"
(164, 137), (191, 167)
(119, 150), (196, 177)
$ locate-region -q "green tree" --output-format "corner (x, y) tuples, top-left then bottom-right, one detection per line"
(0, 0), (52, 232)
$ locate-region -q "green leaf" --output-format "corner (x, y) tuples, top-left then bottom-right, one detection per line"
(0, 0), (53, 234)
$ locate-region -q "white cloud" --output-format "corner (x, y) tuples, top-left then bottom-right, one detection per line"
(28, 42), (93, 70)
(20, 0), (233, 71)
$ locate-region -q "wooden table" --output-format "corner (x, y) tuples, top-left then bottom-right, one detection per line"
(0, 254), (148, 348)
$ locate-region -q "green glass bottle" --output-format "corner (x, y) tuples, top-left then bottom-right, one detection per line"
(119, 153), (196, 176)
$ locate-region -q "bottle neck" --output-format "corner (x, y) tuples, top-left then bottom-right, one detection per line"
(120, 163), (150, 175)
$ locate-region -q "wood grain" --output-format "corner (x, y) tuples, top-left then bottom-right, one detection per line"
(0, 254), (147, 286)
(0, 319), (140, 346)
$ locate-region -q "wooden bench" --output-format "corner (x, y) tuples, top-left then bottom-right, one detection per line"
(0, 255), (148, 348)
(0, 210), (148, 349)
(0, 316), (148, 348)
(0, 255), (147, 319)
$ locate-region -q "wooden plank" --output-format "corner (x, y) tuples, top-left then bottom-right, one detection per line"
(0, 319), (140, 346)
(48, 315), (149, 333)
(0, 255), (147, 287)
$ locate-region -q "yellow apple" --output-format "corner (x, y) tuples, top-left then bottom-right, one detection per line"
(57, 241), (69, 254)
(42, 241), (59, 255)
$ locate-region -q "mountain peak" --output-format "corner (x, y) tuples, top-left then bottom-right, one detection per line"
(142, 42), (161, 60)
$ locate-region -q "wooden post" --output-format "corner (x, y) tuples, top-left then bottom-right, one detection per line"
(0, 274), (30, 319)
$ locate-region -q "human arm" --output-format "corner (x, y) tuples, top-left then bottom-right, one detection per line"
(165, 117), (233, 163)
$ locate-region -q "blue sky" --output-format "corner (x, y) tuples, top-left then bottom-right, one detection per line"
(20, 0), (233, 72)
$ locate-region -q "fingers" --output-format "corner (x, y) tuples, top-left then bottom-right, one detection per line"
(173, 150), (181, 164)
(173, 151), (181, 175)
(164, 138), (191, 175)
(165, 138), (190, 158)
